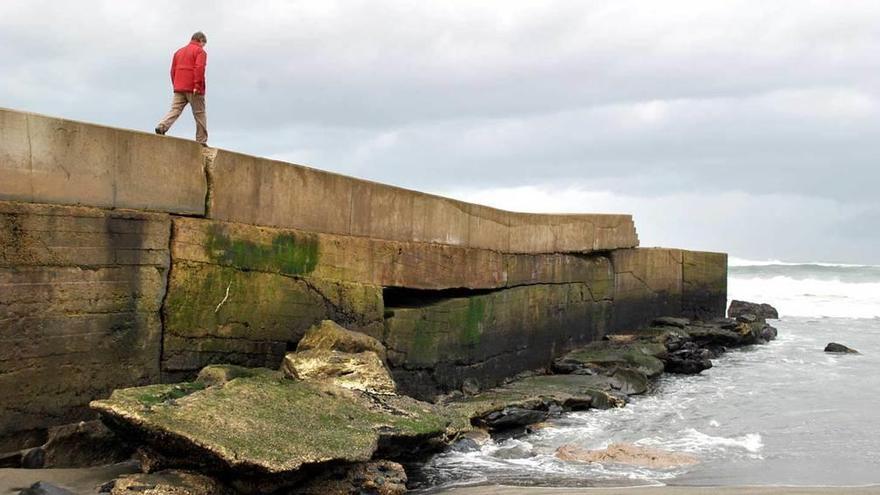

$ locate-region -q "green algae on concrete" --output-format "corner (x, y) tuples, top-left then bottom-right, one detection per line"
(91, 367), (452, 476)
(204, 223), (319, 276)
(161, 261), (384, 374)
(383, 283), (612, 399)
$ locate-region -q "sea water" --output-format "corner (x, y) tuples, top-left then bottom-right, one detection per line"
(414, 259), (880, 489)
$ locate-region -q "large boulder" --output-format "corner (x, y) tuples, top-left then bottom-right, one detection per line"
(728, 300), (779, 320)
(281, 349), (397, 395)
(297, 320), (387, 362)
(90, 367), (451, 486)
(553, 341), (666, 378)
(555, 443), (698, 468)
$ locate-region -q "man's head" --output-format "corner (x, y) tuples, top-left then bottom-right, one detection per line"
(191, 31), (207, 47)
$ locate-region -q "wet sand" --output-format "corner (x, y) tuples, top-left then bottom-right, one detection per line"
(0, 462), (138, 494)
(3, 467), (878, 495)
(431, 485), (880, 495)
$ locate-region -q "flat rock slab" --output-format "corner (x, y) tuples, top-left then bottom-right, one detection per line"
(90, 368), (450, 477)
(554, 341), (667, 378)
(446, 374), (628, 431)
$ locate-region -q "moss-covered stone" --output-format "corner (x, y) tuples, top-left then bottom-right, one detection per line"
(91, 368), (451, 476)
(554, 341), (667, 378)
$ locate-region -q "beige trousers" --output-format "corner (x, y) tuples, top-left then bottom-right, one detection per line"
(157, 92), (208, 144)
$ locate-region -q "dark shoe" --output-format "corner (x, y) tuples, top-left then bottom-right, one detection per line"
(154, 126), (166, 135)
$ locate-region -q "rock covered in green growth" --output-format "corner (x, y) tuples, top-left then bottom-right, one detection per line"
(281, 349), (397, 395)
(297, 320), (388, 361)
(553, 340), (667, 378)
(196, 364), (264, 387)
(90, 368), (451, 477)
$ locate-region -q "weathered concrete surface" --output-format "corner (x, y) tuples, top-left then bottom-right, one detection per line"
(208, 149), (638, 254)
(172, 216), (614, 290)
(161, 260), (384, 378)
(0, 201), (169, 448)
(611, 248), (684, 332)
(610, 248), (727, 331)
(0, 108), (207, 214)
(382, 278), (614, 399)
(682, 250), (728, 320)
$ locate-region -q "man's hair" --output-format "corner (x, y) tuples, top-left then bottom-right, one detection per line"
(191, 31), (207, 43)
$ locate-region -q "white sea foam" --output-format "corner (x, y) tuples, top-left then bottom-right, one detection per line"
(729, 275), (880, 318)
(729, 257), (877, 268)
(637, 429), (763, 455)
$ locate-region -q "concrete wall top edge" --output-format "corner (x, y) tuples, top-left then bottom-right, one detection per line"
(0, 107), (207, 216)
(0, 107), (637, 254)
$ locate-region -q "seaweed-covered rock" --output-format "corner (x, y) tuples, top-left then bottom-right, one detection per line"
(728, 300), (778, 320)
(108, 470), (234, 495)
(292, 460), (407, 495)
(297, 320), (388, 362)
(553, 341), (666, 378)
(281, 349), (397, 395)
(91, 367), (450, 484)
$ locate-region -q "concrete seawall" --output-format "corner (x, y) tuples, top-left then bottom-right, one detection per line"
(0, 107), (726, 450)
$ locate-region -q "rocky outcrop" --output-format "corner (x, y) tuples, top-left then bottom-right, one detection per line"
(297, 320), (389, 361)
(282, 350), (397, 395)
(279, 321), (398, 395)
(556, 443), (698, 468)
(825, 343), (859, 354)
(728, 300), (779, 320)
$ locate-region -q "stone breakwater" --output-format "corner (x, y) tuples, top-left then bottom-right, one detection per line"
(0, 107), (729, 493)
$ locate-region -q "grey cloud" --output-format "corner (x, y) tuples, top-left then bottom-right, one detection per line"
(1, 0), (879, 262)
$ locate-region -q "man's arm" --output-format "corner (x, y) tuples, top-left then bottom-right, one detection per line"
(194, 49), (207, 94)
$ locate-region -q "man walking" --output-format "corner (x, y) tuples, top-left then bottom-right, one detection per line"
(155, 32), (208, 145)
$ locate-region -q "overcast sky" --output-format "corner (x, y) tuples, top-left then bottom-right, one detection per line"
(2, 1), (878, 263)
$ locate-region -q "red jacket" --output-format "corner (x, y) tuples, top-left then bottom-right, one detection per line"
(170, 41), (207, 94)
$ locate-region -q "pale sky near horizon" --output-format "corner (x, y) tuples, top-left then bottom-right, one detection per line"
(2, 1), (878, 264)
